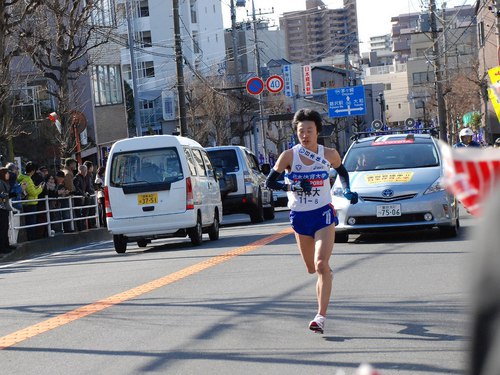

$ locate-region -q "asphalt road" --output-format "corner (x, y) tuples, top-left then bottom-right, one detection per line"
(0, 208), (476, 374)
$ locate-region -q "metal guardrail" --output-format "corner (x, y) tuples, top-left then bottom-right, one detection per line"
(8, 194), (101, 245)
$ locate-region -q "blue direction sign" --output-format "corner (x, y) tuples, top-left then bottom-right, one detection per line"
(327, 85), (366, 118)
(246, 77), (264, 95)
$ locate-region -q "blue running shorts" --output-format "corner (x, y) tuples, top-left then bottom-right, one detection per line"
(289, 204), (339, 237)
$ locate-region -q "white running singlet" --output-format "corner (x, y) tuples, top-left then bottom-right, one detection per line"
(285, 144), (332, 212)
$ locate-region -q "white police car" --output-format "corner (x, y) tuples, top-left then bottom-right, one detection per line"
(331, 133), (459, 243)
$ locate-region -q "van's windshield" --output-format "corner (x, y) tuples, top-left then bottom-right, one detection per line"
(110, 147), (183, 187)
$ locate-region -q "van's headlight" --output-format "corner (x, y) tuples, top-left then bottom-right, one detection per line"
(424, 178), (444, 195)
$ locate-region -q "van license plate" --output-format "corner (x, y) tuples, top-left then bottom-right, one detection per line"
(138, 193), (158, 205)
(376, 204), (401, 217)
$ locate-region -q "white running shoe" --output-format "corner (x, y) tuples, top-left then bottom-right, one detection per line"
(308, 313), (325, 334)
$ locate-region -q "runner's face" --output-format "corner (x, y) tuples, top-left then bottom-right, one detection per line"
(297, 120), (318, 149)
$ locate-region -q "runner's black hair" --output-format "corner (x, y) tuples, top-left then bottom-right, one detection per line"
(292, 108), (322, 133)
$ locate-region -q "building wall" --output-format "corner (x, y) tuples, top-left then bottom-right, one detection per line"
(117, 0), (226, 133)
(280, 0), (359, 64)
(476, 1), (500, 140)
(363, 63), (410, 124)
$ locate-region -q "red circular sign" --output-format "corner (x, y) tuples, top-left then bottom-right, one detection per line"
(266, 75), (284, 93)
(246, 77), (264, 95)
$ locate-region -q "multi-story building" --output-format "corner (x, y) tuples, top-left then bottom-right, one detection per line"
(391, 5), (476, 63)
(116, 0), (226, 135)
(279, 0), (359, 65)
(363, 4), (477, 130)
(224, 21), (286, 78)
(370, 34), (392, 53)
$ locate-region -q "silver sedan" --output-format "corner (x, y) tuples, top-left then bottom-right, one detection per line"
(331, 133), (460, 243)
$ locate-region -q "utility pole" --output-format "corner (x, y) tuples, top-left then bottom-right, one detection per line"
(429, 0), (448, 142)
(251, 0), (271, 162)
(173, 0), (188, 137)
(230, 0), (241, 89)
(125, 0), (142, 137)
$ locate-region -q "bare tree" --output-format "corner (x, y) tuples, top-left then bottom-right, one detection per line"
(0, 0), (40, 160)
(21, 0), (115, 157)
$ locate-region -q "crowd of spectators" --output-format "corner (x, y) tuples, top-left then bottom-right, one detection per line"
(0, 158), (106, 250)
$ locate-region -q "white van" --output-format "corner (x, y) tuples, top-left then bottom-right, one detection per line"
(104, 135), (222, 253)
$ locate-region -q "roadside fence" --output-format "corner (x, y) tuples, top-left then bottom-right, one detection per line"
(8, 194), (101, 245)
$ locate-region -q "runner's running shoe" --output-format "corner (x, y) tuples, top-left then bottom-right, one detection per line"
(309, 314), (325, 334)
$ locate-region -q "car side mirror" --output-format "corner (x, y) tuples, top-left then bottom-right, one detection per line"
(214, 168), (223, 180)
(260, 163), (271, 175)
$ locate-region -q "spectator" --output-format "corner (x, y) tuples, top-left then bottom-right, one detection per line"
(494, 138), (500, 149)
(0, 167), (16, 253)
(61, 158), (77, 233)
(17, 162), (44, 241)
(453, 128), (481, 148)
(33, 165), (49, 239)
(54, 171), (70, 234)
(5, 163), (23, 212)
(5, 163), (24, 245)
(95, 166), (106, 227)
(84, 161), (96, 229)
(73, 164), (88, 231)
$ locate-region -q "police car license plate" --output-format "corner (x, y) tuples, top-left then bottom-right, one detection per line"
(137, 193), (158, 205)
(376, 204), (401, 217)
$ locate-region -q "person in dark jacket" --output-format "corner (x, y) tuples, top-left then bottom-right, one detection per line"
(0, 167), (15, 253)
(73, 164), (88, 231)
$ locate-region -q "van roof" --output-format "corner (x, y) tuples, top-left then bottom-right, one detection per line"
(111, 135), (203, 152)
(206, 145), (249, 152)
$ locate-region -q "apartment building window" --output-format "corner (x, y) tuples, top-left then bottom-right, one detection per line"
(124, 62), (154, 79)
(91, 0), (115, 26)
(137, 0), (149, 17)
(385, 83), (392, 90)
(140, 61), (155, 78)
(139, 31), (152, 48)
(12, 81), (52, 122)
(92, 65), (124, 106)
(478, 21), (485, 47)
(122, 64), (132, 80)
(413, 71), (434, 85)
(192, 31), (200, 53)
(190, 0), (197, 23)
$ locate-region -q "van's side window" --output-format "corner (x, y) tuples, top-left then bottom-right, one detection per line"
(184, 147), (198, 176)
(245, 151), (260, 171)
(192, 149), (207, 177)
(200, 150), (214, 176)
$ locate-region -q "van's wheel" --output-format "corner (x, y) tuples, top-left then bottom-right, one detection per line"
(250, 191), (265, 223)
(208, 211), (220, 241)
(188, 213), (203, 246)
(113, 234), (127, 253)
(137, 239), (148, 248)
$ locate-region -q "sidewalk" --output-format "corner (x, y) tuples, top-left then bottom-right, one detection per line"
(0, 228), (112, 263)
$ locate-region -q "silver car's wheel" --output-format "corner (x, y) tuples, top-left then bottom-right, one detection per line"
(335, 232), (349, 243)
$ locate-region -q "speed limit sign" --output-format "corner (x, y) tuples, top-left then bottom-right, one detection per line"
(266, 75), (284, 93)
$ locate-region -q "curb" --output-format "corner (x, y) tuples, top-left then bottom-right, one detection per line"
(0, 228), (112, 263)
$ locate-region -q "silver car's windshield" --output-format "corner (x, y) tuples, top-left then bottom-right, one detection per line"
(344, 143), (439, 172)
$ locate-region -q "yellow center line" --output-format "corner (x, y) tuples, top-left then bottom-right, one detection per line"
(0, 227), (293, 350)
